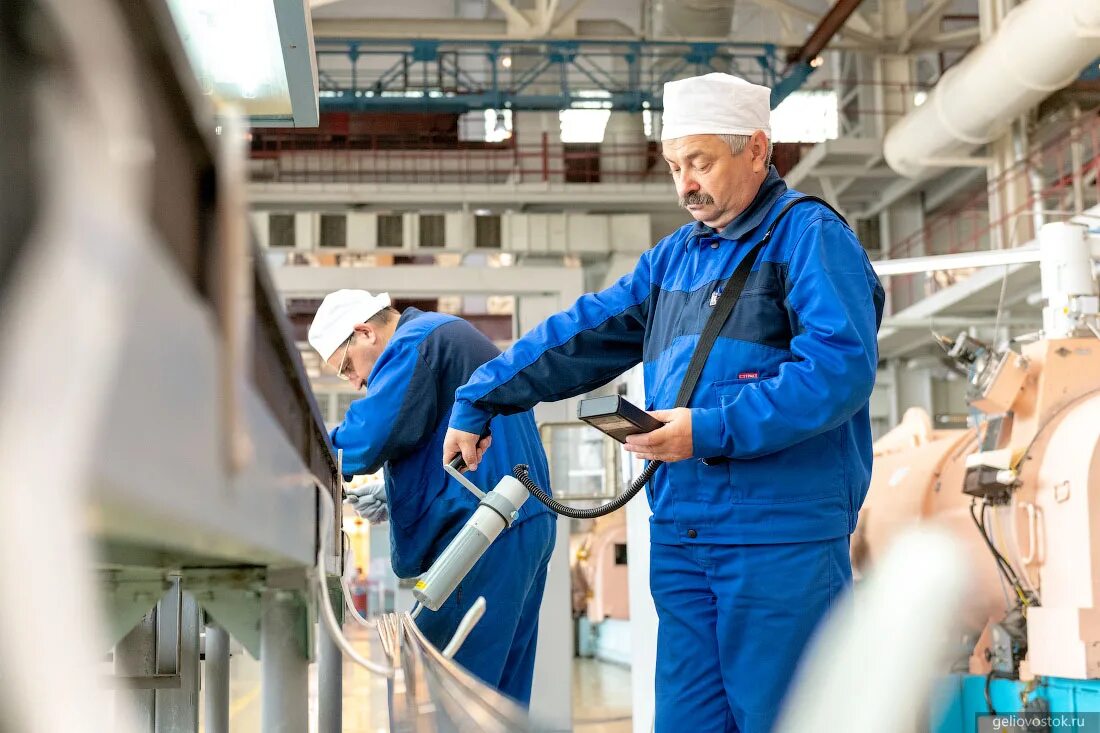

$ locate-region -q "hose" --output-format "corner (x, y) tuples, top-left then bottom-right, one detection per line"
(340, 577), (377, 629)
(314, 482), (396, 677)
(512, 460), (661, 519)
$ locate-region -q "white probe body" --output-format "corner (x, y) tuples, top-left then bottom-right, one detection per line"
(412, 474), (529, 611)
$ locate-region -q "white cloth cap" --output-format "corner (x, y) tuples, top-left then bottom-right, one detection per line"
(308, 289), (392, 361)
(661, 73), (772, 141)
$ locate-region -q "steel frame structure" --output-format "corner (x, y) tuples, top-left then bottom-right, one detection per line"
(312, 37), (802, 112)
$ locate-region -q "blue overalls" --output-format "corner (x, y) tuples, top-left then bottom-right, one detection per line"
(450, 168), (885, 731)
(330, 308), (556, 705)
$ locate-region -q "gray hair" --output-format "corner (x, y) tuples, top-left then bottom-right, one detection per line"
(367, 306), (399, 326)
(719, 133), (774, 168)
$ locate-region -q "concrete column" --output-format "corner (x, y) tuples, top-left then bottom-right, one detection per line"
(874, 0), (915, 139)
(932, 373), (969, 420)
(513, 111), (564, 183)
(601, 112), (648, 183)
(203, 623), (230, 733)
(528, 514), (574, 731)
(979, 0), (1035, 250)
(987, 120), (1036, 249)
(882, 194), (926, 312)
(260, 590), (309, 733)
(622, 366), (658, 733)
(896, 365), (935, 416)
(878, 209), (895, 316)
(517, 284), (581, 731)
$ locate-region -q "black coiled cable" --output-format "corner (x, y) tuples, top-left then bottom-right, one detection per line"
(512, 461), (661, 519)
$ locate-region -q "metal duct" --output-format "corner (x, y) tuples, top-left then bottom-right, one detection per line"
(883, 0), (1100, 179)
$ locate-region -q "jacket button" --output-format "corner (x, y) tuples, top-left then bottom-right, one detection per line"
(710, 241), (719, 249)
(687, 529), (698, 539)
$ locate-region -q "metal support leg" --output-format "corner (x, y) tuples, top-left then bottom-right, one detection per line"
(114, 608), (157, 731)
(261, 589), (309, 733)
(155, 588), (201, 732)
(318, 612), (344, 733)
(203, 623), (231, 733)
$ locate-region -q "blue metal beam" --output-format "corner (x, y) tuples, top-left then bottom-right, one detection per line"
(313, 37), (813, 113)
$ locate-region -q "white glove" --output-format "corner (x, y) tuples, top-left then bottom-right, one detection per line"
(345, 479), (389, 524)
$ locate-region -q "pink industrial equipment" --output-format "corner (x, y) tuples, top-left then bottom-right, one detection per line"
(572, 516), (631, 623)
(853, 222), (1100, 685)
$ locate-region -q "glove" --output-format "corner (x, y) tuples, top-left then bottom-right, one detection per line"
(344, 479), (389, 524)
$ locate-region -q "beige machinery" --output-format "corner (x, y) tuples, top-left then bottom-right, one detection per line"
(853, 222), (1100, 682)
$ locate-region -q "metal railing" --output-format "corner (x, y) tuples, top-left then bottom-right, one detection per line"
(250, 135), (666, 184)
(376, 612), (539, 732)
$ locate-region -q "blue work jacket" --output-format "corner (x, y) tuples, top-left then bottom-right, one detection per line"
(450, 168), (885, 545)
(331, 309), (552, 577)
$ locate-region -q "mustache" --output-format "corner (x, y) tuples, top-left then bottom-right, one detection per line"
(679, 191), (715, 207)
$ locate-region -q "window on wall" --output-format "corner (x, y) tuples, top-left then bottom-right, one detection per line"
(474, 214), (501, 249)
(269, 214), (295, 248)
(419, 214), (445, 248)
(559, 90), (611, 142)
(319, 214), (347, 248)
(771, 90), (839, 143)
(335, 393), (358, 422)
(377, 214), (404, 248)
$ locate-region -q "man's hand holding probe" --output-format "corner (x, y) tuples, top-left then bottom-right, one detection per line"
(442, 429), (493, 472)
(443, 407), (693, 470)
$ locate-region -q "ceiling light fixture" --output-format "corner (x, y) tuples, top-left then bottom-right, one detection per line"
(166, 0), (318, 127)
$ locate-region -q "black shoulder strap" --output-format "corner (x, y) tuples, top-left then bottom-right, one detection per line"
(673, 196), (843, 409)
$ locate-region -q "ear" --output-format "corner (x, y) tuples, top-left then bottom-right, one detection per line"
(359, 323), (378, 345)
(751, 130), (769, 173)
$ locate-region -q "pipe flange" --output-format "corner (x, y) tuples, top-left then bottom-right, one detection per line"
(995, 5), (1084, 93)
(932, 68), (995, 147)
(479, 491), (519, 528)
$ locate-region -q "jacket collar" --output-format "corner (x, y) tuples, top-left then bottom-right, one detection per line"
(688, 165), (787, 244)
(396, 307), (424, 330)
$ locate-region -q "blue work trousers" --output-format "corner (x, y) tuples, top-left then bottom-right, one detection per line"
(651, 536), (851, 733)
(414, 513), (556, 705)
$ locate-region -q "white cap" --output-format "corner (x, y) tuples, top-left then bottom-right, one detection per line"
(661, 73), (772, 141)
(308, 289), (392, 361)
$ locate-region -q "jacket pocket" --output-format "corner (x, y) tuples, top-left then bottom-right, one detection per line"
(386, 464), (442, 531)
(715, 379), (844, 504)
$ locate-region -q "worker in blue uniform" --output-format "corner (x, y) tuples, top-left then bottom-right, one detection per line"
(308, 290), (556, 705)
(445, 73), (885, 732)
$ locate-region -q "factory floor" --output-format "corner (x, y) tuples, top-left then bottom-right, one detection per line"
(206, 625), (633, 732)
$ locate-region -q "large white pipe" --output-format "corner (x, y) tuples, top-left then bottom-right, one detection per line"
(883, 0), (1100, 180)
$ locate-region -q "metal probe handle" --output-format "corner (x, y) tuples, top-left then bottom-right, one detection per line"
(444, 458), (485, 499)
(444, 426), (492, 499)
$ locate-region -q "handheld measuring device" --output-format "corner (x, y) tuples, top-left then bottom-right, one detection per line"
(577, 395), (664, 443)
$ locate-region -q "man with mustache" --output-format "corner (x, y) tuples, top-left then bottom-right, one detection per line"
(445, 72), (885, 732)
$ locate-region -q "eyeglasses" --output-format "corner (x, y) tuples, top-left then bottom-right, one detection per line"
(335, 335), (355, 381)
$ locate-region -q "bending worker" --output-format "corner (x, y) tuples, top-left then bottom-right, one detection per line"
(445, 73), (885, 732)
(309, 290), (555, 705)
